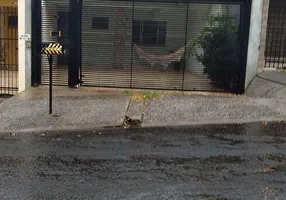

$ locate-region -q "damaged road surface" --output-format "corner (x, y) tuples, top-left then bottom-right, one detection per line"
(0, 123), (286, 200)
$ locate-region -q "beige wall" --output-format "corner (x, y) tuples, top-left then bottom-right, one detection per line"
(18, 0), (31, 93)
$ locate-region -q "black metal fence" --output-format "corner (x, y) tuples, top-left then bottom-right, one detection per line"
(80, 1), (243, 92)
(0, 7), (18, 95)
(265, 0), (286, 69)
(34, 0), (251, 93)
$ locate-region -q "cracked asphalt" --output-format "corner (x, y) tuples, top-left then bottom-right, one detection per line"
(0, 123), (285, 200)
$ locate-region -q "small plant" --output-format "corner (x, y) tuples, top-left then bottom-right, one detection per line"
(122, 90), (159, 102)
(141, 91), (158, 100)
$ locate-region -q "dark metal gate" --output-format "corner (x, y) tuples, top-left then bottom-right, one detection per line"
(265, 0), (286, 69)
(36, 0), (251, 93)
(40, 0), (70, 86)
(38, 0), (80, 87)
(0, 6), (18, 95)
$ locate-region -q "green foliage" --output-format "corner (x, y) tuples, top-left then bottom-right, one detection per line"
(189, 7), (239, 90)
(141, 90), (158, 100)
(122, 90), (158, 102)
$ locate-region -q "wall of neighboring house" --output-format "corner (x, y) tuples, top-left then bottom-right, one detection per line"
(257, 0), (270, 72)
(18, 0), (31, 92)
(245, 0), (264, 89)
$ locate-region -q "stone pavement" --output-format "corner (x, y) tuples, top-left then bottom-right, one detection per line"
(0, 83), (286, 133)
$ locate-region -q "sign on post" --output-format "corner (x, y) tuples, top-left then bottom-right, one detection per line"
(41, 43), (66, 114)
(20, 34), (31, 41)
(41, 43), (65, 55)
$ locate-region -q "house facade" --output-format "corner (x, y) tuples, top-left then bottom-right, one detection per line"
(1, 0), (267, 96)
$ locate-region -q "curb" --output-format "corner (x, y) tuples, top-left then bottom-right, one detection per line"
(140, 117), (286, 128)
(0, 117), (285, 136)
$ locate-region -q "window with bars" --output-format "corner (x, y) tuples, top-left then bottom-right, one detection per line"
(132, 20), (167, 45)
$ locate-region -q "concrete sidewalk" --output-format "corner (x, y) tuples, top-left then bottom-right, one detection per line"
(0, 87), (130, 132)
(246, 72), (286, 98)
(258, 71), (286, 86)
(0, 85), (286, 133)
(141, 95), (286, 127)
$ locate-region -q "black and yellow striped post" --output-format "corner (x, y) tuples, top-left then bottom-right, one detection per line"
(41, 43), (65, 56)
(41, 43), (66, 114)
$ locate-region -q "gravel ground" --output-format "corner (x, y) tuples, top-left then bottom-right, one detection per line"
(1, 79), (286, 132)
(142, 95), (286, 126)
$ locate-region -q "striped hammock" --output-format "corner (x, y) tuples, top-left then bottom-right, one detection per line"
(133, 44), (186, 69)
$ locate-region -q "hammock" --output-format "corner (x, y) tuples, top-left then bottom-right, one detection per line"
(133, 44), (186, 69)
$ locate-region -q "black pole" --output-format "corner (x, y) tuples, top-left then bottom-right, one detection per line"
(130, 0), (134, 88)
(31, 0), (42, 86)
(236, 0), (252, 94)
(182, 2), (189, 91)
(68, 0), (80, 87)
(48, 55), (53, 114)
